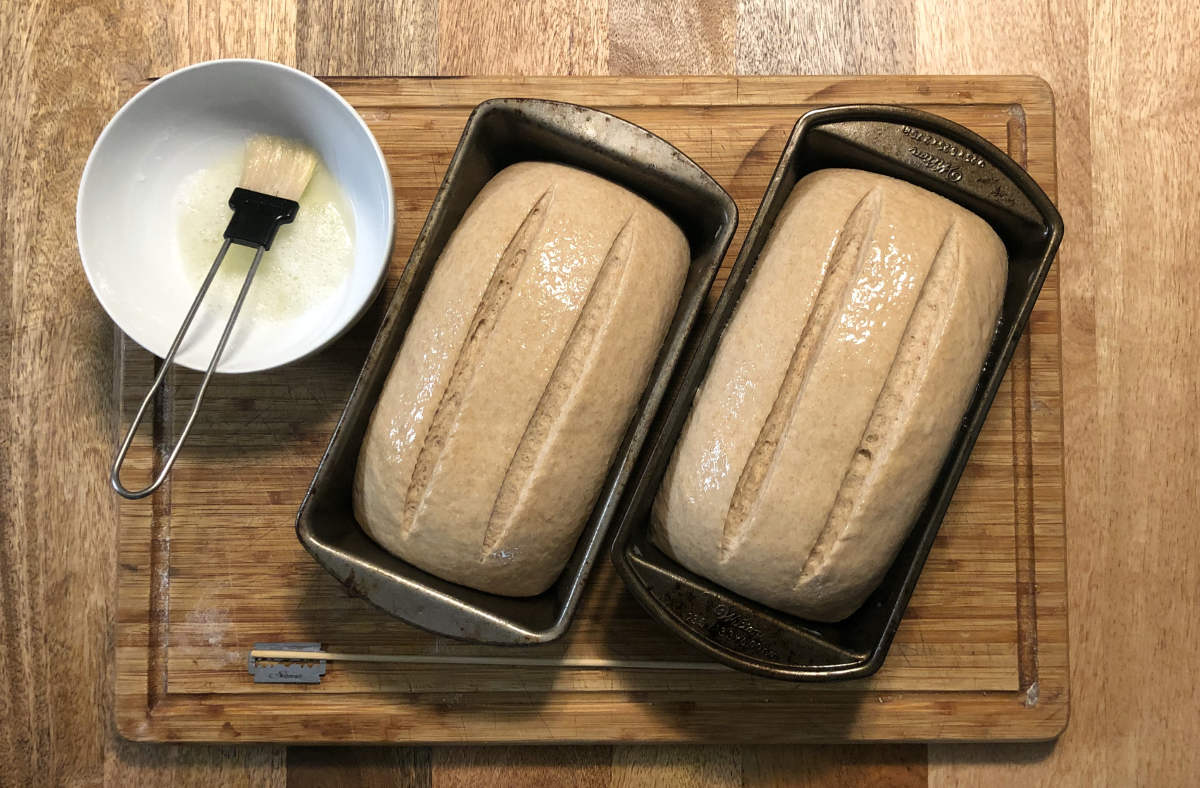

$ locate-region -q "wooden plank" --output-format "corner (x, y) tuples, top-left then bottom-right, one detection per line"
(437, 0), (608, 75)
(0, 1), (295, 783)
(610, 746), (742, 788)
(295, 0), (438, 77)
(741, 744), (928, 788)
(114, 74), (1066, 743)
(431, 747), (611, 788)
(286, 747), (430, 788)
(608, 2), (734, 75)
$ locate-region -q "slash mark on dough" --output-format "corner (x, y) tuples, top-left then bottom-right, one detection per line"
(795, 220), (961, 586)
(400, 188), (554, 537)
(720, 188), (883, 560)
(480, 216), (636, 559)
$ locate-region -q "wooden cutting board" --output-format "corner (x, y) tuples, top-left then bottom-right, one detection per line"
(115, 75), (1067, 743)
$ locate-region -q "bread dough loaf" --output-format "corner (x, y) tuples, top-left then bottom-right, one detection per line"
(652, 168), (1006, 622)
(355, 161), (690, 596)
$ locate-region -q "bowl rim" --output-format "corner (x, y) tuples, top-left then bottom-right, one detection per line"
(76, 57), (395, 374)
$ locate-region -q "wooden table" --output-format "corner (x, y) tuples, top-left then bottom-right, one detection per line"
(2, 1), (1196, 785)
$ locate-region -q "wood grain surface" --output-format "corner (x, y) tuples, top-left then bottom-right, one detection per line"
(2, 0), (1197, 786)
(112, 75), (1065, 744)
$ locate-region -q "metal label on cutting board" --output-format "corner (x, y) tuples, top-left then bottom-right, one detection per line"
(248, 642), (326, 684)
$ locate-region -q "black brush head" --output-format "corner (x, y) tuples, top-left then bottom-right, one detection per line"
(224, 187), (299, 249)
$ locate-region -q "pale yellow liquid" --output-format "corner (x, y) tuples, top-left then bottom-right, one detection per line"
(175, 151), (355, 322)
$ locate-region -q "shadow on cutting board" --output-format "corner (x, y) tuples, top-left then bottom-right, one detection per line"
(285, 525), (866, 739)
(161, 283), (393, 465)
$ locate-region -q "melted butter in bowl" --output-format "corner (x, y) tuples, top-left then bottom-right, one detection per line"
(175, 150), (356, 323)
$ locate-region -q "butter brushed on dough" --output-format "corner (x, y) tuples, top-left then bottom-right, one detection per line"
(355, 162), (690, 596)
(652, 168), (1006, 622)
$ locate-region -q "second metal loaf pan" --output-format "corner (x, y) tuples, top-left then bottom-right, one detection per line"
(611, 104), (1064, 680)
(296, 98), (738, 645)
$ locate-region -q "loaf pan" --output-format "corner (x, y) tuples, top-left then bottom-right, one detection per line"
(296, 98), (738, 644)
(610, 104), (1064, 680)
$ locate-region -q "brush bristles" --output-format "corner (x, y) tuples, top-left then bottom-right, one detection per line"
(239, 135), (318, 202)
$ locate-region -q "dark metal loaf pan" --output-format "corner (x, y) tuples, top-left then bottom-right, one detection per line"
(610, 104), (1064, 680)
(296, 98), (738, 645)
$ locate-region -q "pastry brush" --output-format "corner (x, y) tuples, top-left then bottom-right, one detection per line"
(111, 135), (318, 499)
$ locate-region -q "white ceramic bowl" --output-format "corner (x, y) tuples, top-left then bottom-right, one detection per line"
(77, 59), (394, 373)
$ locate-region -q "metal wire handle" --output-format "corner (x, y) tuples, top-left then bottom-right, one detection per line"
(111, 239), (265, 499)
